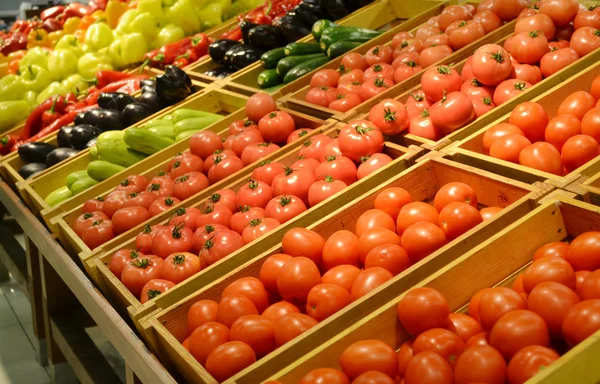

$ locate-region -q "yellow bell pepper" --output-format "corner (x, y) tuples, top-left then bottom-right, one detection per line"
(48, 31), (65, 47)
(27, 29), (50, 49)
(106, 0), (128, 29)
(0, 53), (7, 64)
(63, 17), (81, 34)
(92, 10), (106, 20)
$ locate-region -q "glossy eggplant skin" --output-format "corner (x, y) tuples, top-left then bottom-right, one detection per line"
(138, 90), (164, 110)
(228, 45), (265, 70)
(82, 109), (126, 131)
(45, 147), (79, 167)
(57, 125), (73, 147)
(322, 0), (350, 19)
(18, 163), (47, 179)
(223, 44), (246, 68)
(247, 25), (285, 50)
(240, 20), (259, 45)
(209, 39), (242, 65)
(140, 79), (155, 88)
(18, 142), (56, 164)
(97, 92), (137, 111)
(69, 125), (102, 150)
(123, 102), (156, 126)
(275, 15), (312, 43)
(155, 66), (194, 106)
(203, 67), (235, 78)
(294, 3), (326, 26)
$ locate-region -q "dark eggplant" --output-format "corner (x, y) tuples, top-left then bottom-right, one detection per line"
(57, 125), (73, 147)
(82, 109), (126, 131)
(45, 147), (79, 167)
(123, 102), (156, 126)
(140, 79), (156, 88)
(240, 20), (259, 45)
(155, 65), (194, 105)
(247, 25), (285, 50)
(227, 45), (265, 71)
(209, 39), (241, 65)
(86, 137), (98, 148)
(18, 163), (47, 179)
(203, 67), (235, 78)
(74, 111), (86, 125)
(275, 15), (312, 43)
(142, 85), (155, 94)
(223, 44), (246, 68)
(69, 124), (102, 150)
(18, 142), (56, 164)
(294, 3), (325, 25)
(322, 0), (349, 19)
(97, 92), (137, 111)
(138, 90), (164, 110)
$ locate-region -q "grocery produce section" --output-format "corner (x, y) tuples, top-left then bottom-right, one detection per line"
(3, 0), (600, 383)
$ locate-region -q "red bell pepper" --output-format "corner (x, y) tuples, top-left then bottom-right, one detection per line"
(190, 33), (210, 57)
(88, 0), (107, 13)
(21, 96), (68, 140)
(40, 6), (65, 21)
(1, 32), (27, 56)
(41, 97), (62, 128)
(64, 3), (89, 19)
(96, 70), (132, 89)
(0, 134), (18, 156)
(142, 37), (192, 69)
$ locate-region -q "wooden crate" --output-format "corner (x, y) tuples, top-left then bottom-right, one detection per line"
(1, 78), (209, 191)
(52, 108), (332, 265)
(267, 195), (600, 384)
(443, 57), (600, 189)
(90, 132), (422, 332)
(222, 0), (446, 97)
(144, 156), (551, 384)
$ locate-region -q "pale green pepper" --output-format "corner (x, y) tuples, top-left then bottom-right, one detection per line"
(62, 74), (90, 94)
(19, 47), (49, 72)
(108, 33), (148, 68)
(155, 24), (185, 48)
(22, 91), (38, 107)
(0, 101), (30, 130)
(85, 22), (114, 51)
(47, 49), (78, 81)
(137, 0), (165, 27)
(0, 75), (26, 101)
(77, 52), (113, 79)
(165, 0), (201, 35)
(115, 9), (140, 34)
(36, 82), (67, 104)
(197, 2), (224, 30)
(129, 12), (158, 42)
(55, 34), (87, 57)
(20, 65), (52, 92)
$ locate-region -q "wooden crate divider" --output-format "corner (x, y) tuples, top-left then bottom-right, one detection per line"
(267, 195), (600, 384)
(222, 0), (447, 97)
(52, 108), (332, 269)
(144, 156), (552, 384)
(90, 131), (422, 337)
(442, 56), (600, 189)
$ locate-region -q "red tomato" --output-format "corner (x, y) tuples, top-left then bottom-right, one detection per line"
(251, 160), (285, 185)
(229, 315), (275, 358)
(310, 69), (341, 88)
(204, 149), (237, 173)
(416, 24), (442, 40)
(322, 230), (361, 269)
(207, 156), (245, 185)
(582, 107), (600, 142)
(357, 227), (402, 264)
(340, 340), (398, 380)
(510, 63), (543, 85)
(447, 313), (484, 343)
(205, 341), (256, 382)
(170, 207), (202, 231)
(489, 133), (532, 163)
(357, 153), (394, 180)
(482, 123), (525, 152)
(172, 172), (209, 200)
(82, 197), (104, 213)
(393, 51), (420, 65)
(122, 191), (157, 210)
(507, 345), (560, 384)
(189, 131), (223, 159)
(277, 256), (321, 305)
(329, 93), (362, 112)
(287, 128), (314, 144)
(228, 128), (264, 157)
(281, 227), (325, 266)
(364, 244), (410, 276)
(405, 351), (453, 384)
(461, 56), (474, 82)
(424, 33), (450, 47)
(102, 190), (128, 218)
(539, 0), (580, 27)
(112, 206), (150, 234)
(493, 79), (532, 106)
(365, 45), (393, 66)
(338, 120), (384, 162)
(189, 321), (229, 365)
(397, 287), (450, 336)
(369, 99), (409, 135)
(355, 208), (396, 237)
(406, 90), (432, 119)
(421, 66), (462, 102)
(562, 299), (600, 346)
(308, 177), (347, 206)
(152, 224), (194, 259)
(109, 249), (142, 278)
(580, 269), (600, 300)
(439, 4), (472, 31)
(73, 211), (110, 237)
(196, 204), (233, 228)
(374, 187), (412, 221)
(478, 287), (528, 329)
(161, 252), (200, 284)
(199, 229), (244, 268)
(115, 175), (149, 193)
(545, 114), (582, 151)
(338, 82), (363, 99)
(571, 26), (600, 57)
(273, 313), (318, 347)
(480, 206), (503, 221)
(533, 241), (570, 260)
(245, 92), (276, 122)
(454, 345), (507, 384)
(259, 253), (293, 294)
(258, 111), (296, 143)
(236, 179), (272, 208)
(413, 328), (465, 367)
(516, 13), (556, 39)
(240, 142), (280, 166)
(228, 119), (257, 136)
(471, 44), (512, 86)
(360, 77), (393, 101)
(561, 134), (600, 172)
(192, 224), (228, 254)
(474, 10), (503, 33)
(490, 310), (550, 360)
(393, 61), (423, 83)
(591, 74), (600, 100)
(322, 265), (361, 292)
(566, 231), (600, 270)
(315, 156), (357, 186)
(222, 277), (269, 313)
(528, 281), (581, 337)
(448, 20), (485, 50)
(305, 86), (337, 108)
(262, 301), (299, 323)
(429, 91), (476, 134)
(397, 39), (424, 54)
(148, 196), (179, 217)
(338, 69), (364, 85)
(306, 283), (352, 321)
(519, 142), (564, 175)
(121, 256), (163, 297)
(392, 31), (415, 49)
(271, 167), (315, 206)
(188, 299), (218, 335)
(511, 31), (550, 64)
(396, 201), (439, 235)
(461, 78), (494, 101)
(540, 47), (579, 77)
(438, 202), (483, 240)
(401, 222), (448, 263)
(135, 224), (165, 254)
(523, 255), (576, 293)
(509, 102), (549, 142)
(558, 91), (597, 120)
(264, 195), (306, 223)
(207, 189), (237, 213)
(298, 134), (333, 161)
(364, 63), (394, 81)
(341, 52), (367, 71)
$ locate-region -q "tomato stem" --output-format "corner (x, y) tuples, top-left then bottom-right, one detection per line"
(210, 193), (221, 203)
(173, 254), (185, 265)
(279, 196), (292, 206)
(383, 107), (396, 122)
(147, 289), (161, 299)
(249, 218), (262, 227)
(131, 258), (150, 268)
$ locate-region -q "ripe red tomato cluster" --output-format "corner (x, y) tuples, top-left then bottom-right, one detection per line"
(287, 231), (600, 384)
(72, 93), (312, 250)
(173, 182), (502, 382)
(304, 3), (505, 113)
(483, 74), (600, 175)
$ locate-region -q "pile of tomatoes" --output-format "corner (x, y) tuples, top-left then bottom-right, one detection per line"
(171, 182), (502, 382)
(303, 3), (507, 113)
(482, 74), (600, 175)
(283, 231), (600, 384)
(71, 93), (316, 250)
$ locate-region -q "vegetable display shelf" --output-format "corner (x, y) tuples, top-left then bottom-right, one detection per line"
(0, 76), (210, 191)
(53, 107), (332, 267)
(568, 175), (600, 207)
(4, 79), (213, 222)
(143, 154), (551, 384)
(266, 194), (600, 384)
(220, 0), (445, 97)
(89, 126), (421, 334)
(442, 56), (600, 190)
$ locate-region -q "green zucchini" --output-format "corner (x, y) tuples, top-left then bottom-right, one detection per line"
(124, 127), (175, 155)
(147, 124), (175, 139)
(283, 56), (330, 84)
(312, 20), (338, 41)
(87, 160), (126, 181)
(70, 176), (98, 195)
(175, 129), (201, 141)
(276, 53), (326, 78)
(45, 186), (72, 207)
(96, 131), (146, 167)
(284, 42), (322, 56)
(66, 170), (90, 189)
(327, 41), (362, 58)
(172, 109), (220, 123)
(173, 115), (223, 136)
(319, 27), (381, 51)
(261, 47), (286, 69)
(257, 69), (282, 89)
(89, 145), (99, 160)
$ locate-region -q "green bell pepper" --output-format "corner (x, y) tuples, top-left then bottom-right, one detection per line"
(55, 34), (87, 57)
(84, 22), (114, 51)
(77, 52), (113, 79)
(137, 0), (165, 27)
(0, 101), (30, 130)
(19, 47), (49, 72)
(0, 75), (26, 101)
(47, 49), (78, 81)
(115, 9), (140, 34)
(62, 74), (91, 94)
(156, 24), (185, 47)
(108, 33), (148, 68)
(129, 12), (158, 42)
(22, 91), (38, 107)
(36, 82), (67, 105)
(165, 0), (201, 35)
(197, 2), (224, 30)
(20, 65), (52, 93)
